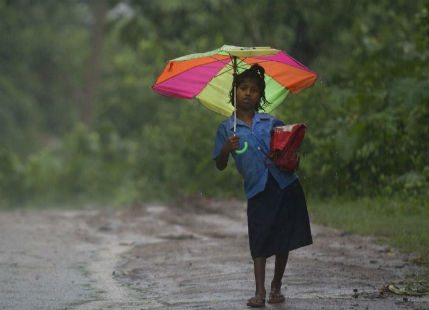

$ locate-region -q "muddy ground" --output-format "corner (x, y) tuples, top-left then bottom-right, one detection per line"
(0, 198), (428, 310)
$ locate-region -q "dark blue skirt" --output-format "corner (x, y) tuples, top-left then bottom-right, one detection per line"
(247, 173), (313, 258)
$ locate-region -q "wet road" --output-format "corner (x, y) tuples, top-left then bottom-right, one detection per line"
(0, 200), (428, 310)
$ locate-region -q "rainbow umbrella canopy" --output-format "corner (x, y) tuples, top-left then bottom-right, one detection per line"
(152, 45), (317, 118)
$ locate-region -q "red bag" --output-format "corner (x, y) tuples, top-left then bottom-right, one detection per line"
(266, 123), (306, 172)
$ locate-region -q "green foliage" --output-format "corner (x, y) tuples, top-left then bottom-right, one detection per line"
(0, 0), (88, 154)
(273, 0), (429, 197)
(0, 0), (427, 208)
(308, 196), (429, 259)
(134, 101), (244, 199)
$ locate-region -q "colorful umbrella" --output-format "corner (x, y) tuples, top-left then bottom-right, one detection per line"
(152, 45), (317, 118)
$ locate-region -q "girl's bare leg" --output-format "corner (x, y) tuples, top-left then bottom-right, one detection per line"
(247, 257), (267, 307)
(268, 252), (289, 303)
(272, 252), (289, 288)
(253, 257), (267, 296)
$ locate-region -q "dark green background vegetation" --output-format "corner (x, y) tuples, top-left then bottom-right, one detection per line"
(1, 0), (428, 254)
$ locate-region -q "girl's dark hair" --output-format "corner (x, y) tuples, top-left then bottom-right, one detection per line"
(229, 63), (269, 111)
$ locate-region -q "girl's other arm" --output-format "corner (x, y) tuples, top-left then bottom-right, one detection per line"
(216, 135), (239, 170)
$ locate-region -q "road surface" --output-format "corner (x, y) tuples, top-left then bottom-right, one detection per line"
(0, 198), (427, 310)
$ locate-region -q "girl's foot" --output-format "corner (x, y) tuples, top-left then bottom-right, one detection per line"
(247, 293), (266, 308)
(268, 281), (285, 304)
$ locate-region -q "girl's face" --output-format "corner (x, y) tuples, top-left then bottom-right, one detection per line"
(236, 78), (261, 111)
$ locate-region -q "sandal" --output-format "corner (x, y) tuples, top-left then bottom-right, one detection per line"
(268, 283), (285, 304)
(247, 294), (266, 308)
(268, 291), (285, 304)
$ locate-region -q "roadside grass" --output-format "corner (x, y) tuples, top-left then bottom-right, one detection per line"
(307, 196), (428, 263)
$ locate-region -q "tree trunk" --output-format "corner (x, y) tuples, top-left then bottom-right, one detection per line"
(81, 0), (107, 130)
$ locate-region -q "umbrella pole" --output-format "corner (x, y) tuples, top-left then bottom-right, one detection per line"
(233, 84), (237, 134)
(233, 65), (249, 155)
(233, 56), (237, 134)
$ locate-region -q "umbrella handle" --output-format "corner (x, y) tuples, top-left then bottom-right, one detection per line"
(235, 141), (248, 154)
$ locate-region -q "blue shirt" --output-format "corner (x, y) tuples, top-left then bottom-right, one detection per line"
(213, 112), (297, 199)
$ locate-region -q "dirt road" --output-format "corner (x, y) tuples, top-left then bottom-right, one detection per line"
(0, 199), (428, 310)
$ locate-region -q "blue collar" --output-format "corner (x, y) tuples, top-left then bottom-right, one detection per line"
(227, 111), (270, 130)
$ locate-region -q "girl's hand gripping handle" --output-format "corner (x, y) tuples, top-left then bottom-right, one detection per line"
(229, 134), (247, 154)
(235, 141), (248, 154)
(222, 135), (248, 156)
(216, 135), (247, 171)
(224, 134), (240, 153)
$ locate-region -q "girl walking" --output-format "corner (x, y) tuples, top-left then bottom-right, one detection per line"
(213, 64), (313, 307)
